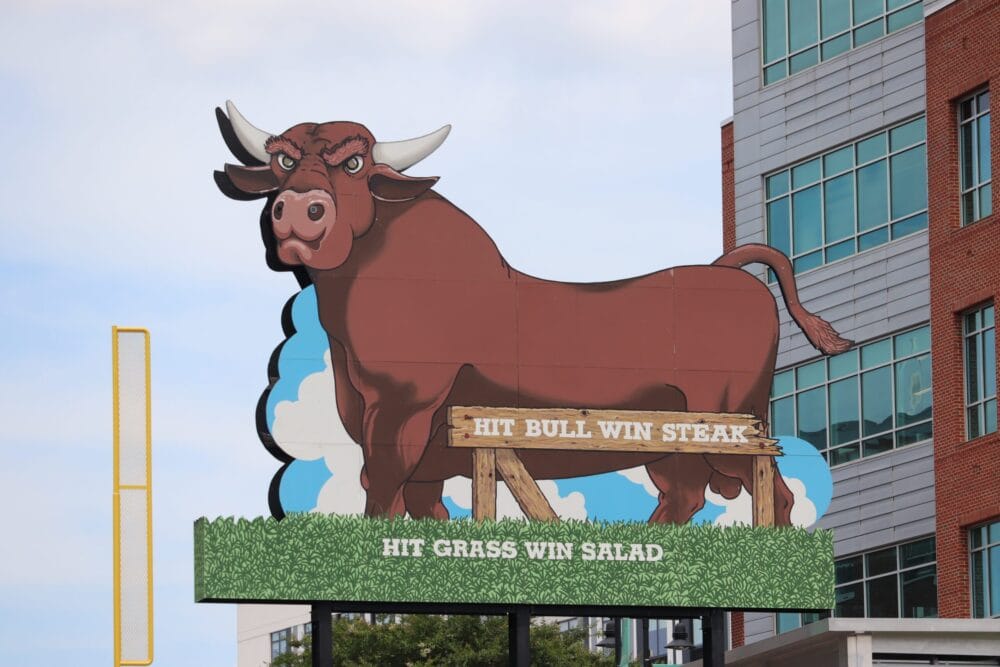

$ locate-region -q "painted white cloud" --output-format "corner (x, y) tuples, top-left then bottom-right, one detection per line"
(703, 476), (817, 528)
(270, 350), (367, 514)
(616, 466), (660, 498)
(443, 477), (587, 520)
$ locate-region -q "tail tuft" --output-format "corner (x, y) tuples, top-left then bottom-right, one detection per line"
(795, 308), (852, 355)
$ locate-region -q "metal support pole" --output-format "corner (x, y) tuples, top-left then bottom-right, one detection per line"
(613, 617), (623, 665)
(639, 618), (649, 666)
(508, 606), (531, 666)
(311, 602), (333, 667)
(702, 609), (726, 667)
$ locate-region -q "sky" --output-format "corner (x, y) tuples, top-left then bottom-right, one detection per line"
(0, 2), (735, 664)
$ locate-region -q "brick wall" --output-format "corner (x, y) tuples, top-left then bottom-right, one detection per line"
(722, 121), (736, 254)
(925, 0), (1000, 619)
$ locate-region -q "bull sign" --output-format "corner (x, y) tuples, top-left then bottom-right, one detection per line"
(214, 101), (848, 528)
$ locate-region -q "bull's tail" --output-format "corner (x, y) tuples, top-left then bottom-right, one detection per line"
(713, 244), (852, 355)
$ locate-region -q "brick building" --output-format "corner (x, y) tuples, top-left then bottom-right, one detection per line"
(721, 0), (999, 662)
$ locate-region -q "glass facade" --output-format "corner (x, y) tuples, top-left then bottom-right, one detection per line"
(777, 536), (937, 631)
(964, 304), (997, 439)
(762, 0), (923, 85)
(766, 117), (927, 278)
(971, 521), (1000, 618)
(770, 325), (932, 465)
(960, 89), (992, 224)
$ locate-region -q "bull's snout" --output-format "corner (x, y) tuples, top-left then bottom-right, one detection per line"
(271, 189), (335, 242)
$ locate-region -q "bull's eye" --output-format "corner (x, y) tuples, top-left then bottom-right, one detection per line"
(343, 155), (364, 175)
(277, 153), (296, 171)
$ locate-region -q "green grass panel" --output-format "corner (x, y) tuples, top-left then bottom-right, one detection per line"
(194, 514), (833, 610)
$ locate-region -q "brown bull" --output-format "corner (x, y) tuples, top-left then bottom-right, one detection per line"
(215, 101), (850, 524)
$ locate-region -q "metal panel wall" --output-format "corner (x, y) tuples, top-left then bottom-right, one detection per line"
(729, 0), (933, 645)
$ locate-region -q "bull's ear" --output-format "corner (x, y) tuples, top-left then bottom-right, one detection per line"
(223, 163), (279, 196)
(368, 163), (438, 202)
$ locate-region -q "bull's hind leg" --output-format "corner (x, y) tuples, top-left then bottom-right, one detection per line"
(404, 481), (449, 519)
(645, 454), (717, 524)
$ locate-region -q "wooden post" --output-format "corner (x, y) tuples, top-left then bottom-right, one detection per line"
(473, 448), (497, 521)
(495, 449), (559, 521)
(752, 456), (775, 527)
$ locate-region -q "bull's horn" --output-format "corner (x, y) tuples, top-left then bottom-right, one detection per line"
(225, 100), (273, 164)
(372, 125), (451, 171)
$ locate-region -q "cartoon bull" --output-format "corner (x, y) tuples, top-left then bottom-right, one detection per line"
(215, 101), (850, 524)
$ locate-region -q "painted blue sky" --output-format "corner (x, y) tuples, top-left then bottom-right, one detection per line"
(0, 2), (735, 665)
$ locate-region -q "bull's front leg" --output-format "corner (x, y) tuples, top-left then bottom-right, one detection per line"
(356, 366), (461, 517)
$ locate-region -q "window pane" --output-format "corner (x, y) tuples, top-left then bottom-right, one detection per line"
(789, 0), (820, 51)
(858, 160), (889, 231)
(765, 61), (789, 85)
(795, 250), (824, 273)
(980, 114), (992, 182)
(862, 366), (893, 435)
(900, 537), (936, 568)
(763, 0), (788, 62)
(830, 442), (861, 465)
(827, 239), (855, 262)
(773, 369), (795, 396)
(862, 339), (892, 369)
(790, 47), (820, 74)
(830, 351), (859, 378)
(825, 173), (856, 241)
(798, 387), (828, 449)
(967, 334), (981, 403)
(822, 33), (852, 59)
(793, 185), (823, 253)
(984, 327), (996, 398)
(853, 0), (882, 23)
(990, 521), (1000, 544)
(864, 433), (894, 456)
(797, 359), (827, 388)
(892, 212), (928, 239)
(890, 117), (926, 151)
(793, 158), (822, 188)
(768, 198), (792, 256)
(867, 575), (899, 617)
(972, 546), (987, 618)
(887, 0), (912, 9)
(896, 421), (932, 447)
(857, 133), (887, 164)
(768, 171), (791, 198)
(969, 405), (983, 440)
(982, 183), (993, 219)
(985, 398), (997, 434)
(854, 19), (884, 46)
(836, 582), (865, 617)
(901, 565), (937, 618)
(859, 226), (888, 251)
(772, 396), (795, 437)
(776, 612), (802, 634)
(887, 3), (922, 32)
(890, 146), (927, 219)
(992, 545), (1000, 617)
(961, 120), (976, 189)
(836, 556), (863, 584)
(821, 0), (850, 37)
(830, 377), (860, 445)
(895, 326), (931, 356)
(895, 354), (932, 426)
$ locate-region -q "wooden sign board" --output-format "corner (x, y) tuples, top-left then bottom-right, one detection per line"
(448, 407), (780, 456)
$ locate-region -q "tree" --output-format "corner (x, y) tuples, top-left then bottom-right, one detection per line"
(269, 614), (617, 666)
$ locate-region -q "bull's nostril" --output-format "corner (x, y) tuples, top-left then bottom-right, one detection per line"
(307, 203), (325, 221)
(273, 201), (284, 220)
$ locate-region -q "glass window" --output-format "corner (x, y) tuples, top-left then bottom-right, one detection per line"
(960, 88), (992, 225)
(971, 520), (1000, 618)
(781, 537), (936, 631)
(762, 0), (923, 85)
(271, 627), (292, 658)
(965, 303), (997, 439)
(766, 117), (927, 277)
(770, 325), (932, 465)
